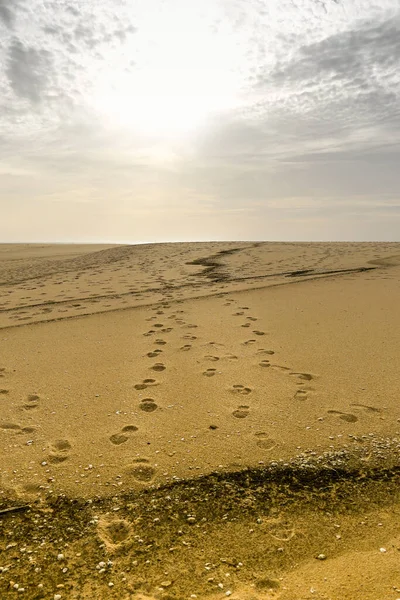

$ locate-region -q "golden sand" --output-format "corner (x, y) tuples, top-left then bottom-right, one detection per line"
(1, 242), (400, 599)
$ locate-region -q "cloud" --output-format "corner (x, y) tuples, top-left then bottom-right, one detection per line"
(0, 0), (400, 242)
(6, 37), (51, 103)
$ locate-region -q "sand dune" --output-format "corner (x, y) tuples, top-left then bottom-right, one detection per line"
(1, 242), (400, 599)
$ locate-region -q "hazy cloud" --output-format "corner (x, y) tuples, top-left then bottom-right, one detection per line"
(0, 0), (399, 242)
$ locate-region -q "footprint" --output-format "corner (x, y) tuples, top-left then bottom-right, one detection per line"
(223, 353), (238, 361)
(183, 335), (197, 340)
(151, 363), (166, 372)
(125, 459), (156, 483)
(21, 426), (36, 434)
(257, 349), (275, 356)
(230, 384), (252, 395)
(155, 339), (167, 346)
(247, 317), (258, 322)
(327, 410), (358, 423)
(255, 432), (276, 450)
(294, 389), (309, 401)
(253, 330), (266, 336)
(180, 344), (192, 351)
(232, 405), (250, 419)
(134, 378), (158, 390)
(110, 425), (138, 445)
(52, 439), (71, 451)
(1, 422), (21, 431)
(290, 372), (314, 382)
(351, 403), (382, 414)
(109, 434), (128, 445)
(122, 425), (139, 433)
(203, 368), (217, 377)
(242, 339), (256, 346)
(204, 355), (220, 361)
(147, 350), (162, 358)
(0, 389), (10, 395)
(241, 323), (251, 328)
(139, 399), (158, 412)
(98, 518), (132, 550)
(48, 439), (72, 463)
(259, 360), (271, 368)
(22, 394), (40, 410)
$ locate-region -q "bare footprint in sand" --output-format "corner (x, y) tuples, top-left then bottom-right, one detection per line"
(351, 403), (382, 414)
(48, 439), (72, 464)
(124, 459), (156, 483)
(242, 339), (256, 346)
(259, 360), (271, 368)
(255, 432), (276, 450)
(253, 330), (266, 336)
(139, 399), (158, 412)
(327, 410), (358, 423)
(147, 350), (162, 358)
(97, 517), (133, 551)
(203, 368), (217, 377)
(290, 372), (314, 382)
(150, 363), (166, 372)
(22, 394), (40, 410)
(154, 339), (167, 346)
(241, 323), (251, 328)
(110, 425), (138, 445)
(134, 378), (158, 390)
(0, 388), (10, 395)
(204, 355), (220, 361)
(1, 422), (21, 432)
(180, 344), (192, 351)
(230, 384), (252, 395)
(294, 389), (309, 401)
(232, 405), (250, 418)
(257, 349), (275, 356)
(143, 330), (155, 337)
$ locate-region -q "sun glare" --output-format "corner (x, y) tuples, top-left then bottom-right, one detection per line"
(92, 3), (244, 140)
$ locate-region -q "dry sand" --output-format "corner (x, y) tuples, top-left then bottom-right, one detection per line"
(1, 241), (400, 599)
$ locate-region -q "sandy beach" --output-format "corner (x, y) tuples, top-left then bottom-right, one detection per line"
(1, 241), (400, 599)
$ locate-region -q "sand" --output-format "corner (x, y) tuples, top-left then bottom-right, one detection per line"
(0, 241), (400, 599)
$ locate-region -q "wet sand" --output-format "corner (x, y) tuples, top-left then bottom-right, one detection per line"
(1, 242), (400, 599)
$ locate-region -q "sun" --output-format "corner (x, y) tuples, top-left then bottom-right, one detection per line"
(91, 5), (245, 141)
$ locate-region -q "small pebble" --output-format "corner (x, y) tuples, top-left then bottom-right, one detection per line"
(316, 554), (327, 560)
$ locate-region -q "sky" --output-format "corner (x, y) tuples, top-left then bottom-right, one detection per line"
(0, 0), (399, 242)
